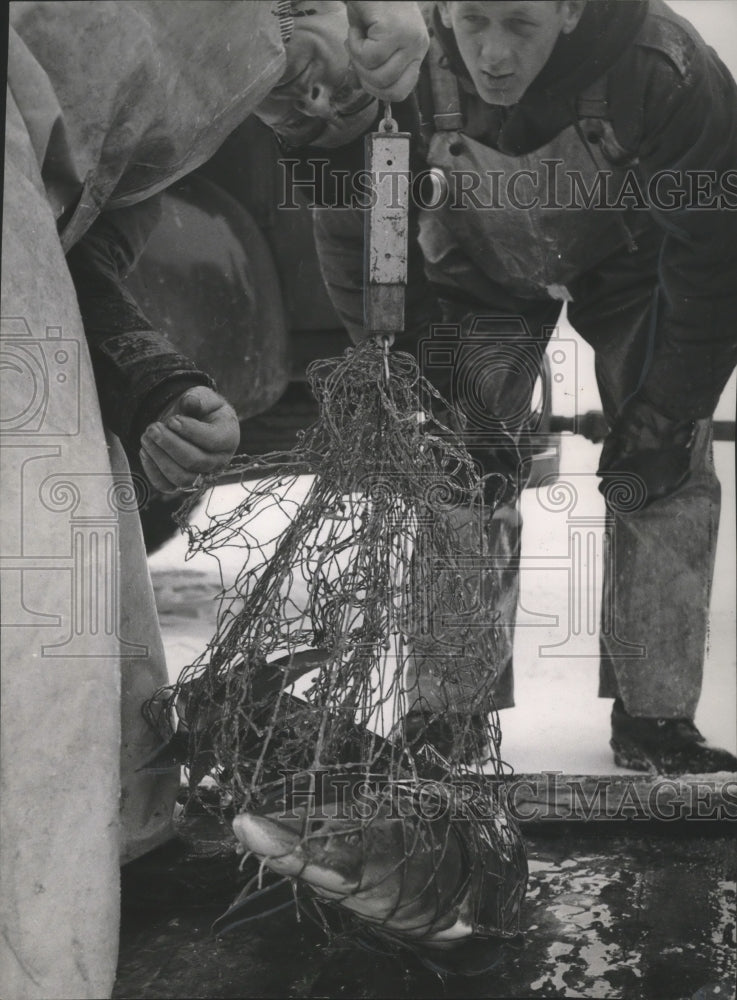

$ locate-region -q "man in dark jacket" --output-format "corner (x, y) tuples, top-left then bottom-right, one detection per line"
(258, 0), (737, 775)
(1, 3), (429, 996)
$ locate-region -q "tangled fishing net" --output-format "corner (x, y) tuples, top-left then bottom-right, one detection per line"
(145, 337), (527, 961)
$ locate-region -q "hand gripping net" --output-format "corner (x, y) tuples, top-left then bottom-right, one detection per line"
(144, 338), (527, 952)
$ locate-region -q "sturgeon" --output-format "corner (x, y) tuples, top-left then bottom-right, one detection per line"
(231, 770), (527, 952)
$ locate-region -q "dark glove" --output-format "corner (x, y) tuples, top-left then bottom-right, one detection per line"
(597, 398), (696, 511)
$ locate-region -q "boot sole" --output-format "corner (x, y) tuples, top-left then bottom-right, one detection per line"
(611, 738), (737, 776)
(610, 739), (659, 774)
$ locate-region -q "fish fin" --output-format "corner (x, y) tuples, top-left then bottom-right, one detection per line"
(187, 750), (218, 787)
(136, 734), (188, 772)
(250, 648), (332, 701)
(412, 934), (522, 978)
(364, 925), (518, 979)
(212, 874), (295, 936)
(353, 932), (400, 958)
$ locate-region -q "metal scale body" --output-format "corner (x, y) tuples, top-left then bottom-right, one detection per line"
(364, 104), (411, 341)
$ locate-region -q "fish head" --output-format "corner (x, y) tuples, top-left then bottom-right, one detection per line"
(232, 816), (362, 896)
(232, 774), (466, 935)
(233, 777), (410, 898)
(232, 776), (527, 949)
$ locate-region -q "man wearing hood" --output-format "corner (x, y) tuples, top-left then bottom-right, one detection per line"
(265, 1), (737, 774)
(1, 4), (428, 997)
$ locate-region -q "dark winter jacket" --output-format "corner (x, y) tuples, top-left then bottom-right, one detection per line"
(65, 201), (215, 453)
(9, 2), (286, 451)
(308, 0), (737, 421)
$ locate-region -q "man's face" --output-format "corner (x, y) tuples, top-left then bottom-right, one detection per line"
(438, 1), (585, 106)
(254, 4), (378, 148)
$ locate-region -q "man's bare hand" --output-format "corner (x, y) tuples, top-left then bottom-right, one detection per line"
(345, 2), (428, 102)
(139, 386), (240, 494)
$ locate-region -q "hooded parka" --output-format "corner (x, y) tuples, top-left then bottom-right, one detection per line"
(1, 5), (285, 997)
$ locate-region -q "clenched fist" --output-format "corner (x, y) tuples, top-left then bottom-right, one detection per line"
(345, 2), (429, 101)
(139, 385), (240, 494)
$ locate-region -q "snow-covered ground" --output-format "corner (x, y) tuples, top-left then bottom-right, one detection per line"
(149, 326), (736, 775)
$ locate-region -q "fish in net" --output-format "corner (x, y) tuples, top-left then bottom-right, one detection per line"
(144, 337), (528, 967)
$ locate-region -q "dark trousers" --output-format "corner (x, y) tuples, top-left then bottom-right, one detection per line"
(409, 232), (720, 719)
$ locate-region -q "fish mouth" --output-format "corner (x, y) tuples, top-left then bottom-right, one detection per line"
(233, 813), (302, 865)
(231, 785), (493, 944)
(233, 812), (362, 893)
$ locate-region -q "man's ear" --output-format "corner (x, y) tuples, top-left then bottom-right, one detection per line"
(561, 1), (586, 35)
(437, 1), (452, 30)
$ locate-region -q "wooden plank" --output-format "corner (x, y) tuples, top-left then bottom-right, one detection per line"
(495, 771), (737, 823)
(550, 413), (736, 442)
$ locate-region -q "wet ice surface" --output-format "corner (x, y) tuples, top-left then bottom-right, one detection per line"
(138, 437), (737, 998)
(115, 824), (736, 999)
(141, 351), (736, 996)
(517, 833), (735, 1000)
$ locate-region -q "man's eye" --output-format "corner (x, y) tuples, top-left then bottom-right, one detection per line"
(508, 18), (536, 33)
